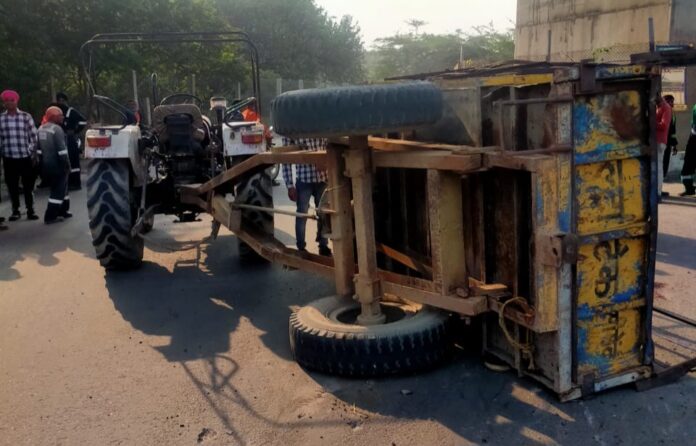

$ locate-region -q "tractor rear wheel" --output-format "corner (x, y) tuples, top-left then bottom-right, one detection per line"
(86, 159), (144, 270)
(233, 163), (274, 261)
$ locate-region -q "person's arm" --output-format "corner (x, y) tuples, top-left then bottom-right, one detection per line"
(54, 127), (71, 173)
(656, 107), (666, 132)
(281, 137), (297, 201)
(281, 136), (294, 187)
(26, 113), (38, 156)
(73, 108), (88, 134)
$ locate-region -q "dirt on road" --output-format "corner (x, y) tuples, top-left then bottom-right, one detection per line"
(1, 182), (695, 446)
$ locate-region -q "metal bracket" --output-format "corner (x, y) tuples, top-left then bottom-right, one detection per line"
(538, 233), (578, 267)
(581, 374), (596, 399)
(579, 60), (597, 94)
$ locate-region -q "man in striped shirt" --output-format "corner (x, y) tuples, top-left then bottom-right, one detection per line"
(0, 90), (39, 221)
(281, 137), (331, 256)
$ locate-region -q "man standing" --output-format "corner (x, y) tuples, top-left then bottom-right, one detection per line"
(281, 137), (332, 256)
(663, 94), (678, 192)
(38, 106), (72, 223)
(55, 92), (87, 190)
(656, 94), (672, 198)
(0, 90), (39, 221)
(679, 103), (696, 196)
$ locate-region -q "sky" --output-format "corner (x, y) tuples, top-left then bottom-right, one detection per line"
(316, 0), (518, 48)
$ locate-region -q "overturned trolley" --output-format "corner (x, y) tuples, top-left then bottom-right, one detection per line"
(182, 61), (677, 400)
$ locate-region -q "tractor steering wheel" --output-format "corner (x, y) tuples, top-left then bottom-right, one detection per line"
(159, 93), (203, 107)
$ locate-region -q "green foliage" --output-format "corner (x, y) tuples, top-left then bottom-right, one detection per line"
(217, 0), (364, 82)
(0, 0), (364, 118)
(367, 25), (515, 81)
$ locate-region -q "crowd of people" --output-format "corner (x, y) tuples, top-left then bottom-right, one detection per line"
(657, 93), (696, 198)
(0, 89), (86, 231)
(3, 87), (696, 233)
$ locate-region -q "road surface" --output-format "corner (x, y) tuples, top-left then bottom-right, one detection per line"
(1, 180), (695, 446)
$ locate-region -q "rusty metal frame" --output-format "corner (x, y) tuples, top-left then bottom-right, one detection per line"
(179, 136), (559, 322)
(174, 57), (696, 401)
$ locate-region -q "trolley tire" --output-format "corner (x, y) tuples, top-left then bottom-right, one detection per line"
(289, 296), (451, 377)
(86, 159), (144, 270)
(271, 82), (443, 138)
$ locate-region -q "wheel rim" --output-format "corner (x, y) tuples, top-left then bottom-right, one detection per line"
(327, 301), (413, 325)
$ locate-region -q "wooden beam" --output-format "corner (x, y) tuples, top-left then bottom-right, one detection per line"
(382, 281), (488, 316)
(372, 150), (482, 172)
(484, 152), (554, 172)
(377, 243), (433, 278)
(189, 151), (327, 196)
(328, 136), (495, 154)
(427, 170), (467, 295)
(210, 194), (241, 232)
(270, 144), (301, 154)
(345, 136), (384, 324)
(326, 142), (356, 298)
(367, 137), (493, 153)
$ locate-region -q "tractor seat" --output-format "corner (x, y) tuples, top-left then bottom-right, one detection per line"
(152, 104), (207, 144)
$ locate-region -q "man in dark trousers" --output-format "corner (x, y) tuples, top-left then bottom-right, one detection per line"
(55, 92), (87, 190)
(0, 89), (39, 221)
(663, 95), (678, 188)
(281, 136), (332, 256)
(680, 103), (696, 196)
(37, 106), (72, 223)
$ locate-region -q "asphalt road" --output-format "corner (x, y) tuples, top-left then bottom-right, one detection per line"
(1, 179), (695, 446)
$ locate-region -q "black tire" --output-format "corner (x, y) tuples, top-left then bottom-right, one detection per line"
(290, 296), (451, 377)
(271, 82), (443, 138)
(86, 159), (144, 270)
(234, 166), (274, 261)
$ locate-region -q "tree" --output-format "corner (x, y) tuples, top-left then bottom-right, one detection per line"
(367, 25), (514, 81)
(405, 19), (427, 35)
(215, 0), (364, 83)
(0, 0), (365, 119)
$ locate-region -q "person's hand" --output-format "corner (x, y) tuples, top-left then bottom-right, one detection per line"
(287, 186), (297, 202)
(673, 147), (678, 155)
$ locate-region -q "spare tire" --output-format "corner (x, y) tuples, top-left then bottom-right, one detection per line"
(271, 82), (443, 138)
(289, 296), (451, 377)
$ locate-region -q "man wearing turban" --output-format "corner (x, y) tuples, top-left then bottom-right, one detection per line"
(0, 90), (39, 221)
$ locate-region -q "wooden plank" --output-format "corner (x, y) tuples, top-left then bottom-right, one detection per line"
(376, 243), (433, 278)
(427, 170), (467, 295)
(377, 269), (438, 293)
(270, 144), (301, 154)
(372, 150), (482, 172)
(328, 136), (494, 153)
(484, 152), (555, 172)
(382, 281), (488, 316)
(210, 195), (241, 232)
(234, 227), (335, 278)
(326, 142), (356, 298)
(367, 137), (491, 153)
(345, 136), (383, 323)
(191, 151), (327, 195)
(461, 175), (486, 282)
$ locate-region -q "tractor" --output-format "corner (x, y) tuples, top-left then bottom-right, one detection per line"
(80, 32), (273, 269)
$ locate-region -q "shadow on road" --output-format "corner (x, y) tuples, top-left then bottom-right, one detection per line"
(100, 227), (696, 445)
(656, 232), (696, 270)
(103, 232), (333, 362)
(0, 188), (94, 281)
